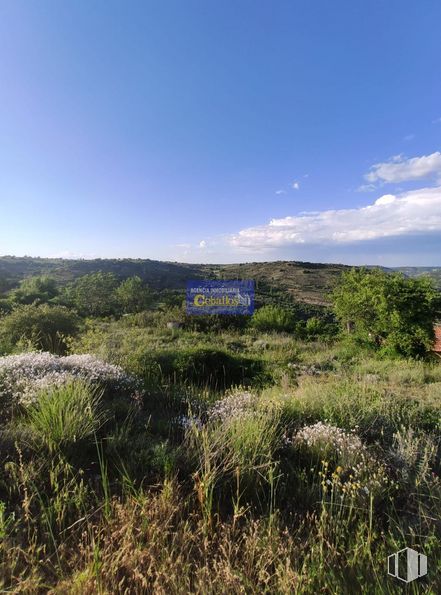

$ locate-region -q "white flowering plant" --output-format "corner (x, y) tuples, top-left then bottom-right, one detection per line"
(205, 390), (258, 423)
(288, 421), (389, 503)
(289, 421), (367, 467)
(175, 391), (258, 432)
(0, 352), (141, 412)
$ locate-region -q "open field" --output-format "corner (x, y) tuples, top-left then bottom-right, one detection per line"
(0, 266), (439, 592)
(1, 313), (440, 592)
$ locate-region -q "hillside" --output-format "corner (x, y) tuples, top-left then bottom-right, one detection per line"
(392, 266), (441, 289)
(0, 256), (440, 305)
(0, 256), (350, 305)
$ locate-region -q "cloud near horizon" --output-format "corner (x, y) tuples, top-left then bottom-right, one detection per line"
(228, 186), (441, 251)
(365, 152), (441, 184)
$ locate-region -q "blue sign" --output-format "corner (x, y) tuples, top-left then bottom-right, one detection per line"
(186, 280), (254, 315)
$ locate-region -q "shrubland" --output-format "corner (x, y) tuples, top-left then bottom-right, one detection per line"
(0, 268), (440, 592)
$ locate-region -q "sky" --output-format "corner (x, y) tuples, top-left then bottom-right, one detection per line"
(0, 0), (441, 266)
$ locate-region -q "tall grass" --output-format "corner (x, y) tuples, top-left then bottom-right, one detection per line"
(187, 396), (282, 529)
(24, 379), (107, 454)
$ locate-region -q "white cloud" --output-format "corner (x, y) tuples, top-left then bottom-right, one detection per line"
(228, 186), (441, 250)
(292, 181), (300, 190)
(373, 194), (396, 206)
(275, 189), (286, 195)
(365, 152), (441, 183)
(357, 183), (376, 193)
(199, 240), (207, 248)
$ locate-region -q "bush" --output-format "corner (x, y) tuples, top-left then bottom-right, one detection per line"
(24, 379), (107, 455)
(305, 316), (337, 340)
(135, 347), (271, 390)
(187, 391), (282, 512)
(251, 306), (295, 333)
(291, 421), (365, 468)
(115, 276), (153, 314)
(0, 352), (140, 418)
(11, 275), (59, 305)
(0, 298), (12, 315)
(63, 272), (119, 317)
(0, 304), (80, 354)
(183, 314), (249, 333)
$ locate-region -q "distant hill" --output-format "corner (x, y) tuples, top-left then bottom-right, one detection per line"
(0, 256), (350, 305)
(391, 267), (441, 289)
(0, 256), (439, 305)
(0, 256), (205, 290)
(212, 261), (349, 306)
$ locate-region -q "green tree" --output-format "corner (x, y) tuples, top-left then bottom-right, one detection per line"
(0, 303), (80, 354)
(11, 275), (59, 305)
(63, 272), (119, 317)
(332, 268), (440, 357)
(115, 276), (152, 314)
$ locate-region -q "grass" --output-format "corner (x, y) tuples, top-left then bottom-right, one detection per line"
(0, 327), (440, 592)
(23, 380), (108, 455)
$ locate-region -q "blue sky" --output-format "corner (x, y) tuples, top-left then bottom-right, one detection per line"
(1, 0), (440, 265)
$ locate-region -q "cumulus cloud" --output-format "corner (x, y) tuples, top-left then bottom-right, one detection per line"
(291, 181), (300, 190)
(199, 240), (207, 248)
(228, 186), (441, 250)
(365, 152), (441, 183)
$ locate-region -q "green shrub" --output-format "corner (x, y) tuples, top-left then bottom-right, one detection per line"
(63, 272), (119, 317)
(0, 304), (80, 354)
(305, 316), (337, 340)
(183, 314), (249, 333)
(187, 394), (281, 516)
(24, 379), (107, 455)
(11, 275), (59, 305)
(251, 305), (295, 333)
(115, 276), (153, 314)
(122, 306), (185, 329)
(0, 298), (12, 315)
(134, 347), (271, 390)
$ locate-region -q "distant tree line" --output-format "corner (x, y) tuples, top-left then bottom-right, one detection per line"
(0, 268), (439, 358)
(0, 273), (153, 354)
(0, 272), (153, 317)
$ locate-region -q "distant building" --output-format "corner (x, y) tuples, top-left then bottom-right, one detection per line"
(433, 324), (441, 357)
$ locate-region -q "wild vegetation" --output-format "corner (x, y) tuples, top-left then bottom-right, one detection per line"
(0, 265), (440, 593)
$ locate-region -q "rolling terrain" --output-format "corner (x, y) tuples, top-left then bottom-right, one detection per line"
(0, 256), (440, 305)
(0, 256), (352, 305)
